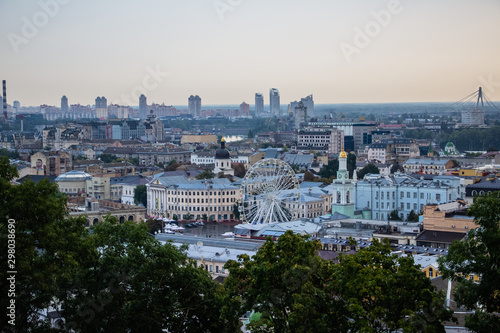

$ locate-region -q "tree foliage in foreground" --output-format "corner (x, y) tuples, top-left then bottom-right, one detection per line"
(439, 192), (500, 332)
(336, 239), (453, 333)
(225, 231), (453, 333)
(62, 217), (240, 332)
(133, 184), (147, 207)
(1, 156), (90, 331)
(224, 230), (347, 333)
(0, 156), (240, 332)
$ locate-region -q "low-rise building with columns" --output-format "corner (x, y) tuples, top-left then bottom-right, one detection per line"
(147, 176), (240, 221)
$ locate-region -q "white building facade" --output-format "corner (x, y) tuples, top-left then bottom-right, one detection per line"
(147, 176), (240, 221)
(354, 174), (465, 221)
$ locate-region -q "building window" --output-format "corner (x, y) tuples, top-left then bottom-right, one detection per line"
(429, 268), (434, 278)
(407, 192), (410, 198)
(436, 194), (441, 201)
(413, 192), (417, 198)
(407, 203), (410, 209)
(421, 193), (424, 199)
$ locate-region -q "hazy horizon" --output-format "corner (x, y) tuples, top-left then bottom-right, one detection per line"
(1, 0), (499, 106)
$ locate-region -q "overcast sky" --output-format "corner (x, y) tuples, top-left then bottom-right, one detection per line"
(1, 0), (499, 107)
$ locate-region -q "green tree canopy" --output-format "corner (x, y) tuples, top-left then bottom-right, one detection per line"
(438, 192), (500, 332)
(347, 152), (356, 178)
(196, 170), (215, 180)
(1, 156), (90, 331)
(304, 171), (316, 182)
(0, 156), (240, 332)
(99, 153), (117, 163)
(357, 163), (380, 180)
(133, 184), (147, 207)
(335, 239), (453, 332)
(224, 230), (347, 333)
(62, 217), (240, 332)
(406, 209), (420, 222)
(225, 231), (452, 333)
(318, 159), (339, 179)
(232, 163), (246, 178)
(389, 209), (402, 221)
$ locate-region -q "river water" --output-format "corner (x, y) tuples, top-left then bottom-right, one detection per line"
(176, 221), (240, 239)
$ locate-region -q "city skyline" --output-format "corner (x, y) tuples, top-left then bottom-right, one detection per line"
(1, 0), (499, 106)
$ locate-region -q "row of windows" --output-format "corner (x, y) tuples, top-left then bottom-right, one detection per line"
(300, 139), (330, 143)
(299, 135), (329, 139)
(61, 188), (83, 193)
(168, 197), (236, 204)
(370, 201), (424, 212)
(201, 263), (225, 274)
(166, 190), (237, 196)
(374, 191), (448, 201)
(167, 205), (233, 212)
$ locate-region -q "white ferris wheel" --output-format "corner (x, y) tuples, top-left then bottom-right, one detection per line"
(239, 158), (300, 225)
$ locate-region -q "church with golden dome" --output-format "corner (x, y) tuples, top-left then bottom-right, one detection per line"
(331, 148), (355, 218)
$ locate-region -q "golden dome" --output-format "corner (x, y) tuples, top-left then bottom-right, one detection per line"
(221, 137), (225, 142)
(339, 149), (347, 158)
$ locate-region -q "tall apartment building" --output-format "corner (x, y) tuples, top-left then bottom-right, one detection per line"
(139, 94), (147, 118)
(95, 96), (108, 119)
(255, 93), (264, 117)
(61, 95), (68, 113)
(69, 104), (93, 120)
(117, 106), (131, 119)
(239, 102), (249, 117)
(290, 94), (314, 118)
(461, 107), (484, 126)
(293, 102), (308, 130)
(269, 88), (280, 117)
(188, 95), (201, 117)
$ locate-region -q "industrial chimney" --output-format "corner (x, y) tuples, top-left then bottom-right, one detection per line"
(2, 80), (7, 124)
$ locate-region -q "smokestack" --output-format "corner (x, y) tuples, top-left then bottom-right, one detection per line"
(2, 80), (7, 123)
